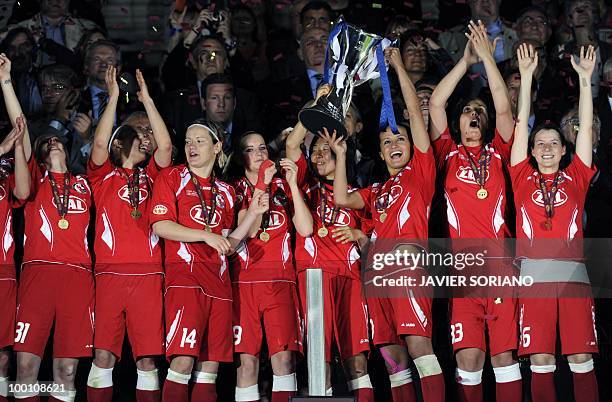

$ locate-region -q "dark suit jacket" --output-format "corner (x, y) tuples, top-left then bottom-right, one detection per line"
(78, 85), (140, 125)
(264, 72), (313, 138)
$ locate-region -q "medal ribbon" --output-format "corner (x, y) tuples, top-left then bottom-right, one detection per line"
(464, 146), (490, 189)
(48, 171), (71, 219)
(120, 168), (141, 212)
(375, 169), (403, 213)
(190, 171), (217, 228)
(319, 181), (339, 227)
(538, 171), (561, 224)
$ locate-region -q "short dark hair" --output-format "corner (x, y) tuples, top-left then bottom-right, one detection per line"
(1, 27), (35, 53)
(83, 39), (120, 66)
(517, 5), (549, 24)
(300, 1), (333, 25)
(38, 64), (80, 87)
(200, 73), (234, 99)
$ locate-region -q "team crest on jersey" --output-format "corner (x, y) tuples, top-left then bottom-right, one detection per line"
(152, 204), (168, 215)
(272, 189), (288, 206)
(316, 205), (351, 226)
(266, 210), (286, 230)
(531, 189), (568, 207)
(376, 185), (403, 210)
(52, 195), (88, 213)
(456, 166), (490, 185)
(0, 186), (6, 201)
(117, 185), (148, 205)
(190, 205), (222, 227)
(72, 182), (88, 194)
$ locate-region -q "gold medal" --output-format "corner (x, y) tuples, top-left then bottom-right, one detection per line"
(317, 227), (329, 238)
(259, 231), (270, 242)
(204, 226), (212, 233)
(58, 218), (69, 230)
(131, 209), (142, 219)
(379, 212), (387, 223)
(476, 188), (488, 199)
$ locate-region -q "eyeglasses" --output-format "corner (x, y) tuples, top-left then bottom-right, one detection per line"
(560, 117), (601, 132)
(41, 83), (67, 95)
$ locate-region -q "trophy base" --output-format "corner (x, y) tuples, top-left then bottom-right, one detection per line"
(299, 108), (348, 139)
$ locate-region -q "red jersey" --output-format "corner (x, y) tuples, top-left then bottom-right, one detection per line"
(22, 158), (92, 270)
(294, 154), (363, 279)
(149, 165), (236, 300)
(0, 166), (17, 280)
(510, 156), (596, 259)
(88, 158), (162, 275)
(230, 177), (295, 283)
(357, 147), (436, 240)
(433, 128), (512, 239)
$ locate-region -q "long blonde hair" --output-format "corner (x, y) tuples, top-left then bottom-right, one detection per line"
(187, 119), (228, 170)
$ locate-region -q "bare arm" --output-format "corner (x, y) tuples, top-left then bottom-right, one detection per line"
(571, 45), (596, 166)
(153, 220), (208, 242)
(468, 21), (513, 141)
(280, 158), (313, 237)
(136, 69), (173, 168)
(91, 65), (119, 166)
(324, 130), (365, 209)
(511, 44), (538, 166)
(387, 47), (430, 152)
(8, 117), (29, 199)
(227, 192), (269, 248)
(0, 54), (31, 160)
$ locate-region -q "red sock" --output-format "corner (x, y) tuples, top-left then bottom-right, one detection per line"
(572, 371), (599, 402)
(271, 391), (295, 402)
(420, 374), (445, 402)
(191, 382), (217, 402)
(87, 386), (113, 402)
(457, 383), (482, 402)
(136, 389), (161, 402)
(355, 387), (374, 402)
(496, 380), (522, 402)
(162, 379), (188, 402)
(531, 372), (556, 402)
(391, 383), (417, 402)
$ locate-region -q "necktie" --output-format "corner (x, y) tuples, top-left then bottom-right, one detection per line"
(97, 91), (109, 120)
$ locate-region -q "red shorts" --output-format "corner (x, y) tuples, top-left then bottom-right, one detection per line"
(94, 274), (164, 360)
(368, 284), (432, 345)
(232, 282), (301, 357)
(0, 279), (16, 349)
(450, 297), (518, 356)
(14, 265), (94, 358)
(165, 287), (233, 362)
(518, 284), (598, 356)
(297, 270), (369, 362)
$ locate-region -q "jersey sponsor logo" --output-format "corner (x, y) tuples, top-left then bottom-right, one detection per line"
(531, 189), (568, 207)
(455, 165), (490, 185)
(117, 185), (149, 204)
(381, 185), (404, 209)
(153, 204), (168, 215)
(267, 210), (286, 230)
(73, 182), (88, 194)
(316, 205), (352, 226)
(0, 186), (6, 201)
(190, 205), (222, 227)
(52, 195), (88, 213)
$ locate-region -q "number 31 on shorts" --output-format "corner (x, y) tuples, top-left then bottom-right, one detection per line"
(15, 322), (31, 343)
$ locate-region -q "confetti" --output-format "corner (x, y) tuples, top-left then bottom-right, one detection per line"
(137, 53), (144, 60)
(152, 26), (158, 32)
(291, 95), (302, 102)
(120, 77), (129, 84)
(469, 73), (481, 80)
(273, 53), (283, 61)
(372, 3), (382, 9)
(403, 0), (414, 8)
(148, 15), (161, 22)
(120, 6), (128, 14)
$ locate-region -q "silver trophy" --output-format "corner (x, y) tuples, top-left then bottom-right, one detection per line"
(299, 17), (386, 138)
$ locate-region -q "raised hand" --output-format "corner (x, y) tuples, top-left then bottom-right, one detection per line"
(570, 45), (596, 79)
(462, 41), (479, 66)
(280, 158), (298, 186)
(105, 65), (120, 99)
(249, 191), (270, 215)
(319, 127), (346, 156)
(315, 84), (331, 102)
(0, 54), (11, 80)
(135, 69), (152, 103)
(73, 112), (93, 138)
(384, 46), (404, 71)
(466, 20), (499, 62)
(516, 43), (538, 78)
(262, 161), (277, 186)
(0, 115), (25, 155)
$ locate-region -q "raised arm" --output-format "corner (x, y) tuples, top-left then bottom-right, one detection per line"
(324, 129), (365, 209)
(429, 41), (478, 141)
(0, 54), (31, 160)
(280, 158), (313, 236)
(136, 69), (173, 168)
(386, 47), (429, 152)
(90, 65), (119, 166)
(0, 116), (30, 199)
(570, 45), (596, 166)
(236, 164), (276, 238)
(285, 84), (331, 162)
(511, 44), (538, 166)
(468, 20), (513, 141)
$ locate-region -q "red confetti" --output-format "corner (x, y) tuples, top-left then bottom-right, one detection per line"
(403, 0), (414, 7)
(273, 53), (283, 61)
(120, 6), (128, 14)
(112, 23), (127, 29)
(291, 95), (303, 102)
(148, 15), (161, 21)
(469, 73), (481, 80)
(144, 40), (155, 46)
(278, 102), (290, 107)
(137, 53), (144, 60)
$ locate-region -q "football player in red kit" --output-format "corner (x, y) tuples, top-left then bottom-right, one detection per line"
(86, 66), (173, 402)
(0, 116), (30, 402)
(332, 47), (445, 402)
(511, 44), (598, 402)
(285, 90), (374, 401)
(151, 121), (269, 402)
(230, 132), (312, 402)
(1, 52), (94, 402)
(428, 21), (521, 402)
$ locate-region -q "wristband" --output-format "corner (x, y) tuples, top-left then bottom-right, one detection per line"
(255, 159), (274, 191)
